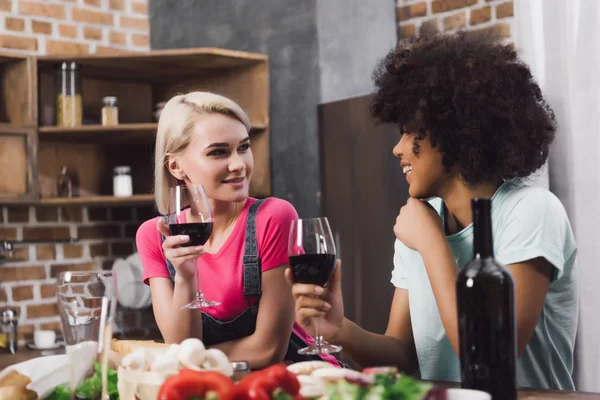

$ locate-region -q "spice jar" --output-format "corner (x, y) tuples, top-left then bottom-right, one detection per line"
(56, 62), (82, 127)
(102, 96), (119, 126)
(232, 361), (250, 382)
(113, 166), (133, 197)
(0, 307), (19, 354)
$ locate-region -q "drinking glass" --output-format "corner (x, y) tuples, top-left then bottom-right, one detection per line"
(57, 271), (117, 400)
(168, 184), (219, 309)
(288, 217), (341, 355)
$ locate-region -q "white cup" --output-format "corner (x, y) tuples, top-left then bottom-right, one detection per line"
(34, 330), (56, 349)
(446, 388), (492, 400)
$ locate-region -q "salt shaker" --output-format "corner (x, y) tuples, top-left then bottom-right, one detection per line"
(0, 307), (19, 354)
(232, 361), (250, 382)
(113, 166), (133, 197)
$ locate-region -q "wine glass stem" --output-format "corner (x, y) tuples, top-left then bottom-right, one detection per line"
(193, 257), (203, 299)
(314, 316), (323, 348)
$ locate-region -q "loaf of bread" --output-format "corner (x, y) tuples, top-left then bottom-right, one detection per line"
(0, 371), (36, 400)
(110, 338), (170, 356)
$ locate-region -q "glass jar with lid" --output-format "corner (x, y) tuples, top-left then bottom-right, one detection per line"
(56, 61), (83, 127)
(113, 166), (133, 197)
(0, 307), (19, 354)
(102, 96), (119, 126)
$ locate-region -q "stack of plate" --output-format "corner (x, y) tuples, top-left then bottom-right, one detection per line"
(111, 253), (152, 310)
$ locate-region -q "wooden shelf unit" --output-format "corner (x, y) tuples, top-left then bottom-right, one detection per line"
(39, 194), (154, 206)
(0, 48), (271, 205)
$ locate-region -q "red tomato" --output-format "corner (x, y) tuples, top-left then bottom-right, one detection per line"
(232, 364), (301, 400)
(158, 369), (235, 400)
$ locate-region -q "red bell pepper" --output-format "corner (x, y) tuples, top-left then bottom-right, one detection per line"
(232, 364), (301, 400)
(158, 368), (235, 400)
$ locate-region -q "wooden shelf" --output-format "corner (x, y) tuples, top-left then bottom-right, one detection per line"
(39, 194), (154, 206)
(39, 123), (158, 142)
(37, 48), (267, 80)
(38, 122), (268, 142)
(0, 47), (271, 203)
(0, 123), (33, 134)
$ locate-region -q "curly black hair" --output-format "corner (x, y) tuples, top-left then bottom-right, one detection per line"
(371, 31), (556, 186)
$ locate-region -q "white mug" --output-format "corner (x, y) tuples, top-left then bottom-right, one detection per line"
(34, 329), (56, 348)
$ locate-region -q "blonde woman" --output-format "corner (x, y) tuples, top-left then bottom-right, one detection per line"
(136, 92), (338, 368)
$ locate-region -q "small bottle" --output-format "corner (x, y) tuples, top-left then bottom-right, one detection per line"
(0, 307), (19, 354)
(57, 166), (73, 198)
(102, 96), (119, 126)
(456, 198), (517, 400)
(231, 361), (250, 382)
(113, 166), (133, 197)
(56, 62), (82, 127)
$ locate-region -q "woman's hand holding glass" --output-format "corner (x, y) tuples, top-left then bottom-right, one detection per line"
(286, 258), (345, 344)
(157, 218), (206, 282)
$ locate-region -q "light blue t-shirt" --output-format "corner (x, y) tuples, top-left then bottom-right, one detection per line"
(391, 179), (579, 390)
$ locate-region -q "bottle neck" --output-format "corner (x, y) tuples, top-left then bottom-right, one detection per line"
(472, 199), (494, 259)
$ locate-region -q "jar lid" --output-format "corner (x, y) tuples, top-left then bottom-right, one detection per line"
(232, 361), (250, 371)
(114, 166), (131, 174)
(103, 96), (118, 106)
(1, 308), (18, 323)
(58, 62), (80, 71)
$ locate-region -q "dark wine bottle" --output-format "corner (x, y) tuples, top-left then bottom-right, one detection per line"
(456, 198), (517, 399)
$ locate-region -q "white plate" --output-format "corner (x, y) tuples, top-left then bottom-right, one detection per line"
(446, 388), (492, 400)
(26, 342), (64, 350)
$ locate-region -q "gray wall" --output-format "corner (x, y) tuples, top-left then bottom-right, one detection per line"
(317, 0), (397, 103)
(149, 0), (396, 217)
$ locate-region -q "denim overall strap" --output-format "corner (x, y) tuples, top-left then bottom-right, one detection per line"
(243, 199), (267, 298)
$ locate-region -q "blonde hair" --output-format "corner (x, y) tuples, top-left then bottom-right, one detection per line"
(154, 92), (251, 215)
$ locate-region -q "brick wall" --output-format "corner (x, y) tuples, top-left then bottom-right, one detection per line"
(1, 204), (159, 342)
(0, 1), (154, 345)
(396, 0), (514, 42)
(0, 0), (149, 55)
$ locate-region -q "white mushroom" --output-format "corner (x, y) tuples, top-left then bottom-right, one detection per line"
(121, 349), (150, 372)
(311, 368), (374, 384)
(201, 349), (233, 376)
(177, 338), (207, 371)
(297, 375), (326, 399)
(150, 351), (180, 374)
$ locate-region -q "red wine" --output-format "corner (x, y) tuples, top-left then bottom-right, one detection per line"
(456, 198), (517, 400)
(289, 253), (336, 286)
(170, 222), (213, 247)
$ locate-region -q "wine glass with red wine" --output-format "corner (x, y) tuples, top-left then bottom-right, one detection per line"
(289, 217), (341, 355)
(168, 184), (219, 309)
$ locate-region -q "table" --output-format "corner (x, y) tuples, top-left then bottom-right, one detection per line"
(0, 347), (64, 371)
(2, 350), (600, 399)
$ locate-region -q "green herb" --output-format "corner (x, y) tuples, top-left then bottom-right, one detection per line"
(326, 379), (370, 400)
(49, 361), (119, 400)
(371, 373), (432, 400)
(94, 361), (119, 400)
(45, 384), (71, 400)
(75, 372), (102, 399)
(324, 372), (433, 400)
(272, 388), (294, 400)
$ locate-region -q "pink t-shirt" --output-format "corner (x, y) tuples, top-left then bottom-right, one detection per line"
(136, 197), (339, 366)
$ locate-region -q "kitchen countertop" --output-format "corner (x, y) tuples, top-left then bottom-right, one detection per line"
(1, 349), (600, 399)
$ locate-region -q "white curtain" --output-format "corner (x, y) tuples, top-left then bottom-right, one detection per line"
(515, 0), (600, 392)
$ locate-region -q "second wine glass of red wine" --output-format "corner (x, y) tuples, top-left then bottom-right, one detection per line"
(289, 217), (342, 355)
(168, 184), (220, 309)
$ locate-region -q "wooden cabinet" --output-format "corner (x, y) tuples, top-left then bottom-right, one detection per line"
(0, 125), (37, 202)
(0, 48), (271, 206)
(318, 94), (410, 334)
(0, 53), (37, 202)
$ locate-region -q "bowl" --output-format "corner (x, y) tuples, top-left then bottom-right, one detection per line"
(445, 388), (491, 400)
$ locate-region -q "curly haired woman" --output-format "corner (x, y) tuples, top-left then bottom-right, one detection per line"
(288, 32), (579, 390)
